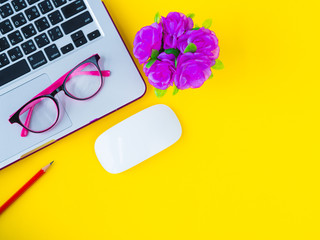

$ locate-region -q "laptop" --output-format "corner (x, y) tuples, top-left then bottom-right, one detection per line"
(0, 0), (146, 169)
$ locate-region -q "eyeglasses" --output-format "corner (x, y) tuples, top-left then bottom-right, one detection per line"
(9, 54), (110, 137)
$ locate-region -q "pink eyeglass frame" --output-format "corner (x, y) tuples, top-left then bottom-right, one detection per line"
(9, 54), (111, 137)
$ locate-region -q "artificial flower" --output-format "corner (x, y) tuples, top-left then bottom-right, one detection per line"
(177, 27), (219, 59)
(174, 52), (215, 89)
(133, 23), (163, 64)
(143, 57), (176, 90)
(161, 12), (194, 49)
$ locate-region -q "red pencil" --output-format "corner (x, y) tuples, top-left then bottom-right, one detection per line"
(0, 161), (54, 215)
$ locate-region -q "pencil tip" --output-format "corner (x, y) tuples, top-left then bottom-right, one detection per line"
(43, 161), (54, 172)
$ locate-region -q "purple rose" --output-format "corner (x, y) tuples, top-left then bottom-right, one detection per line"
(143, 57), (175, 90)
(173, 53), (215, 90)
(212, 46), (220, 60)
(133, 23), (163, 64)
(161, 12), (193, 49)
(177, 27), (219, 59)
(157, 52), (176, 61)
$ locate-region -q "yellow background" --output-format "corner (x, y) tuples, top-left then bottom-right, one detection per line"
(1, 0), (319, 239)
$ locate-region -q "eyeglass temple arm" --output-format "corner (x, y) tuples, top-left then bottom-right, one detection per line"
(20, 70), (110, 137)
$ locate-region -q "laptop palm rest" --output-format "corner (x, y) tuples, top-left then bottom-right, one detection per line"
(0, 74), (72, 163)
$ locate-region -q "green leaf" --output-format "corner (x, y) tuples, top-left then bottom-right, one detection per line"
(154, 88), (167, 98)
(184, 43), (197, 53)
(202, 19), (212, 29)
(145, 58), (156, 69)
(208, 72), (214, 79)
(191, 24), (200, 30)
(151, 49), (159, 59)
(154, 12), (160, 23)
(164, 48), (180, 57)
(175, 58), (178, 68)
(212, 59), (224, 70)
(186, 13), (195, 19)
(173, 84), (179, 95)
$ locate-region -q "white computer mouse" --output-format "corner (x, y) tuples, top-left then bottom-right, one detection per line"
(94, 104), (182, 174)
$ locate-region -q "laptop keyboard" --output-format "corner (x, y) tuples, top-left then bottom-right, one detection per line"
(0, 0), (101, 87)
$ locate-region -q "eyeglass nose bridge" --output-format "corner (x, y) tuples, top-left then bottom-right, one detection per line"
(50, 86), (64, 97)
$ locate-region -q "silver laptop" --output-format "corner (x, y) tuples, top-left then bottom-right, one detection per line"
(0, 0), (146, 169)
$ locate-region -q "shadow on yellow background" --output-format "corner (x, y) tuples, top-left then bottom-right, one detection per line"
(0, 0), (319, 239)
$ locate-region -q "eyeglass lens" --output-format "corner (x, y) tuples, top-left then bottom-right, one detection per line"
(65, 62), (102, 100)
(19, 97), (59, 132)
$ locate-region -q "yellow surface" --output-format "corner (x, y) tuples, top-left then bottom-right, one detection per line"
(0, 0), (319, 239)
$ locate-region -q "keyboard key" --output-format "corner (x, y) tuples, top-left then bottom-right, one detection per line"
(25, 6), (40, 21)
(61, 11), (93, 35)
(0, 59), (31, 87)
(74, 36), (87, 48)
(52, 0), (67, 8)
(8, 46), (23, 61)
(87, 30), (101, 41)
(34, 32), (50, 48)
(21, 23), (37, 38)
(48, 26), (63, 41)
(26, 0), (40, 4)
(0, 3), (14, 18)
(44, 44), (60, 61)
(0, 53), (10, 68)
(35, 17), (50, 32)
(28, 50), (47, 69)
(0, 37), (10, 52)
(12, 0), (27, 12)
(61, 0), (86, 19)
(8, 30), (24, 45)
(60, 43), (73, 54)
(71, 31), (87, 48)
(38, 0), (53, 14)
(71, 30), (84, 41)
(21, 39), (36, 55)
(0, 20), (13, 34)
(48, 10), (63, 25)
(11, 13), (27, 27)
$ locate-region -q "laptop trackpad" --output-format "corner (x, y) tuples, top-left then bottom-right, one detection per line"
(0, 74), (72, 163)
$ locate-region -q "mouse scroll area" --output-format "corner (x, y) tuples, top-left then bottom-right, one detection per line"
(95, 104), (182, 174)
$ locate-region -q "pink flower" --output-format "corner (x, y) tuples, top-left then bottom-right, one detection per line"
(177, 27), (219, 59)
(143, 55), (176, 90)
(133, 23), (163, 64)
(132, 12), (222, 94)
(161, 12), (193, 49)
(173, 53), (215, 90)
